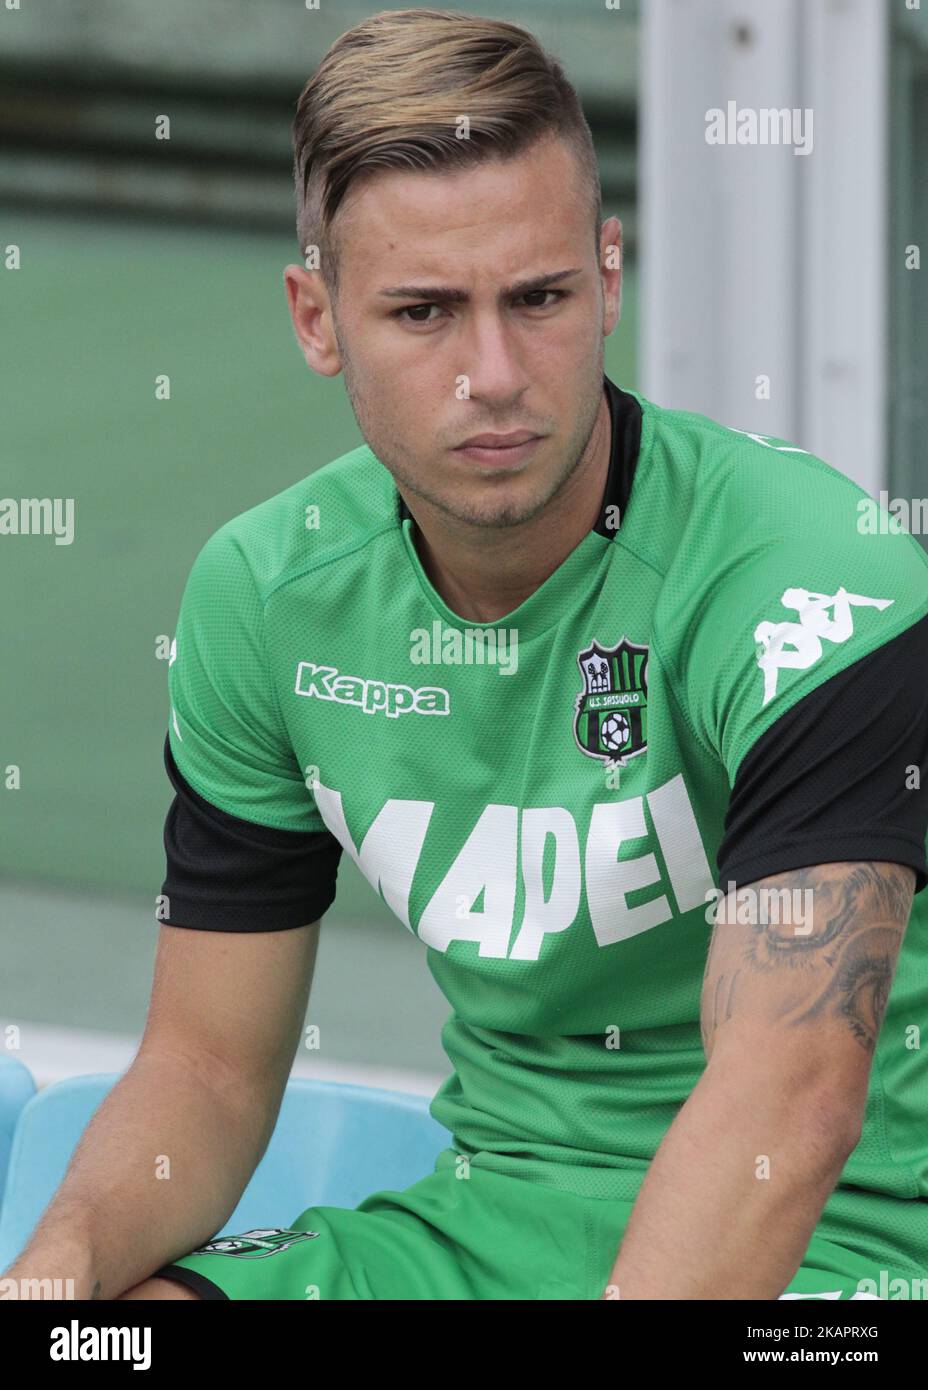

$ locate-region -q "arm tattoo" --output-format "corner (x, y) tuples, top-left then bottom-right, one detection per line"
(700, 966), (741, 1054)
(703, 862), (914, 1058)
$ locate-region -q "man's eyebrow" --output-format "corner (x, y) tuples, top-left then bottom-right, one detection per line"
(377, 267), (583, 303)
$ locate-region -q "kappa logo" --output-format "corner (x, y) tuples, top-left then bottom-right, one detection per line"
(574, 636), (649, 765)
(294, 661), (450, 717)
(754, 586), (894, 706)
(191, 1228), (320, 1259)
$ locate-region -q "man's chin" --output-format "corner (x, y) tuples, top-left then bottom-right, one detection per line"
(396, 459), (563, 531)
(444, 490), (555, 531)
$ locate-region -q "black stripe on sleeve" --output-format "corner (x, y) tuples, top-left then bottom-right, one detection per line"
(151, 1264), (229, 1300)
(159, 733), (343, 931)
(716, 611), (928, 895)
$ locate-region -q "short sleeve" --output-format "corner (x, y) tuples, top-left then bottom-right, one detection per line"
(716, 611), (928, 894)
(160, 733), (342, 931)
(159, 525), (343, 931)
(167, 525), (324, 831)
(669, 459), (928, 785)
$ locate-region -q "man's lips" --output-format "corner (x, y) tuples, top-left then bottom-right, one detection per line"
(458, 431), (539, 449)
(453, 431), (544, 467)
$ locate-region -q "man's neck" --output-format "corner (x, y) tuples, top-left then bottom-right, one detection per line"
(404, 389), (613, 625)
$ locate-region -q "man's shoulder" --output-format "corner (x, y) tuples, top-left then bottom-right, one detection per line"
(636, 398), (928, 773)
(638, 394), (928, 587)
(644, 397), (928, 700)
(642, 393), (868, 510)
(191, 441), (400, 605)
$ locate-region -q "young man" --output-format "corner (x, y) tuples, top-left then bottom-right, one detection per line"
(8, 9), (928, 1301)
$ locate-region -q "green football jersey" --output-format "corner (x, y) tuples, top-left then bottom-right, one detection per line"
(164, 378), (928, 1272)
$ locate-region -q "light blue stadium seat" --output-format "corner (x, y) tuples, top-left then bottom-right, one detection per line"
(0, 1072), (450, 1270)
(0, 1056), (36, 1207)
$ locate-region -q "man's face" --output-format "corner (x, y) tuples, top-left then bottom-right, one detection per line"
(296, 134), (620, 531)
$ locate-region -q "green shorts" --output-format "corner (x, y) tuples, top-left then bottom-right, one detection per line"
(153, 1150), (916, 1301)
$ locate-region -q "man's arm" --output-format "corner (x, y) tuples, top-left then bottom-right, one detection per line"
(1, 919), (320, 1300)
(601, 861), (914, 1300)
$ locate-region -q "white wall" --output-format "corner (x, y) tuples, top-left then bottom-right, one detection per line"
(641, 0), (888, 496)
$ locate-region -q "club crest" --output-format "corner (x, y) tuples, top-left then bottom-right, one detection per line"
(191, 1228), (320, 1259)
(574, 636), (649, 765)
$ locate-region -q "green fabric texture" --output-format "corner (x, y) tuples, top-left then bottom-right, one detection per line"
(157, 1155), (920, 1300)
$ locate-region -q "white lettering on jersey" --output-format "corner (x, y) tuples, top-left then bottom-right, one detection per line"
(586, 797), (668, 945)
(417, 804), (518, 957)
(509, 808), (582, 960)
(311, 779), (433, 933)
(294, 661), (450, 717)
(754, 586), (894, 706)
(311, 772), (712, 960)
(647, 774), (714, 913)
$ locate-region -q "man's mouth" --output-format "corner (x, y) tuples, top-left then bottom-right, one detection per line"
(453, 432), (544, 468)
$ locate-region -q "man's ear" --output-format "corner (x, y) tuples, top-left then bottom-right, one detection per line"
(283, 264), (343, 377)
(600, 216), (623, 333)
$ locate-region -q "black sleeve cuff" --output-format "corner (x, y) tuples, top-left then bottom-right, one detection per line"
(152, 1264), (229, 1300)
(159, 733), (343, 932)
(717, 612), (928, 894)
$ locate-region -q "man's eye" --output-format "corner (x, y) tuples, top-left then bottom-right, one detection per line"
(392, 290), (566, 323)
(394, 303), (444, 324)
(519, 290), (566, 309)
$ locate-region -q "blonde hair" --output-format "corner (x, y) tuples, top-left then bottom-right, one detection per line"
(291, 8), (602, 292)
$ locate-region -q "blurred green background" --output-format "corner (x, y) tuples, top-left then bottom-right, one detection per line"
(0, 2), (638, 1082)
(0, 217), (637, 893)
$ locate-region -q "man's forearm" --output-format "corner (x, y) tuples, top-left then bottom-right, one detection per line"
(2, 1050), (274, 1299)
(602, 1060), (858, 1300)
